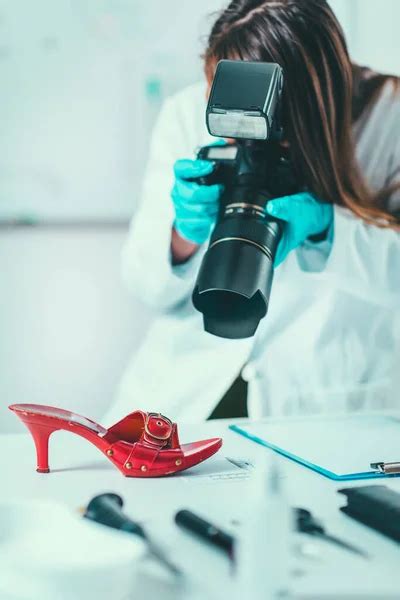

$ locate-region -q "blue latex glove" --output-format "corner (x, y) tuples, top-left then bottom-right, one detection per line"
(171, 158), (223, 245)
(266, 192), (334, 266)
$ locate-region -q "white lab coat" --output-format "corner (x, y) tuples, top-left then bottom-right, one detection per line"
(105, 81), (400, 424)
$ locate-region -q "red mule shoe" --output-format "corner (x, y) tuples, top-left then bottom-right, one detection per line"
(9, 404), (222, 477)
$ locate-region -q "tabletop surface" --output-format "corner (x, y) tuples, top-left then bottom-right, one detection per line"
(2, 416), (400, 599)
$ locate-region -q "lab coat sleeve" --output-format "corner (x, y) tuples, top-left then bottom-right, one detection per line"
(297, 206), (400, 308)
(121, 96), (206, 310)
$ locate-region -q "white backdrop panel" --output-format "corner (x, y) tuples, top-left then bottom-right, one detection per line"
(0, 0), (225, 222)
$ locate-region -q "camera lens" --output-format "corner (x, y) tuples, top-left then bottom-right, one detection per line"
(192, 139), (297, 340)
(192, 208), (281, 339)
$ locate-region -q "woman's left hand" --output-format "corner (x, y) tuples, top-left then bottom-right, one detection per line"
(266, 192), (334, 266)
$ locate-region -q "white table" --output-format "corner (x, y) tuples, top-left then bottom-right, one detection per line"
(2, 418), (400, 599)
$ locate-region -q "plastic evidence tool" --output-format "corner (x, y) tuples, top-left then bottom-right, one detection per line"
(339, 485), (400, 542)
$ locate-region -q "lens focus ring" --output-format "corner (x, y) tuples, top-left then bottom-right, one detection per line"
(210, 211), (281, 261)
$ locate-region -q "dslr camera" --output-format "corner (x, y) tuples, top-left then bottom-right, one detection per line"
(191, 60), (298, 339)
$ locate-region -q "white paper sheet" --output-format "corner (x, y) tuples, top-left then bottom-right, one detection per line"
(182, 456), (254, 484)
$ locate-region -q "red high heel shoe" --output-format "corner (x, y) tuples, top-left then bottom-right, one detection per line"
(9, 404), (222, 477)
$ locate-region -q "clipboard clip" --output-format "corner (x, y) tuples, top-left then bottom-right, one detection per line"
(370, 461), (400, 475)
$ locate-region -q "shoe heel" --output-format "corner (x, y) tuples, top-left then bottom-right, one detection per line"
(23, 422), (58, 473)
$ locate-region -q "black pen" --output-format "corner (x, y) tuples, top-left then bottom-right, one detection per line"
(175, 509), (234, 558)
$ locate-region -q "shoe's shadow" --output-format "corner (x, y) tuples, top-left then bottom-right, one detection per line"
(50, 461), (114, 474)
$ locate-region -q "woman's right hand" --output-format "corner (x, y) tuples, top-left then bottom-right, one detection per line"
(171, 159), (223, 246)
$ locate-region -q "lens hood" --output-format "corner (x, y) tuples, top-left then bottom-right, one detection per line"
(192, 217), (280, 339)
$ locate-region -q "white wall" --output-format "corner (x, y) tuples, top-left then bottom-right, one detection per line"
(330, 0), (400, 74)
(0, 226), (153, 432)
(352, 0), (400, 74)
(0, 0), (225, 222)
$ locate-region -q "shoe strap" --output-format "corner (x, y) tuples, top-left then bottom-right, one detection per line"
(107, 410), (181, 450)
(142, 412), (173, 448)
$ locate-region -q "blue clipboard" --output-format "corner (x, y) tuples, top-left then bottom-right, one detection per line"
(230, 415), (400, 481)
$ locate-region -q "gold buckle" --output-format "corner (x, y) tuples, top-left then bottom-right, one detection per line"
(144, 412), (172, 441)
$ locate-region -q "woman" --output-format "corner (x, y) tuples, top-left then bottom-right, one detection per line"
(105, 0), (400, 424)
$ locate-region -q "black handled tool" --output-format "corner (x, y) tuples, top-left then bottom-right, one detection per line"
(339, 484), (400, 542)
(175, 509), (234, 558)
(174, 506), (367, 560)
(295, 507), (368, 558)
(84, 493), (181, 576)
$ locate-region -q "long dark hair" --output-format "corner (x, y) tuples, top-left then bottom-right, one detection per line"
(204, 0), (399, 226)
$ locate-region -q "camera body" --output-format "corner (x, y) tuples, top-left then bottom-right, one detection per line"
(191, 60), (300, 339)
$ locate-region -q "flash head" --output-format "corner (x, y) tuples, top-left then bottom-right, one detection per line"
(206, 60), (283, 141)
